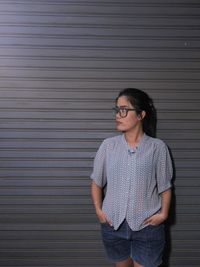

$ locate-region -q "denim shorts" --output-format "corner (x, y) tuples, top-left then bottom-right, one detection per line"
(101, 220), (165, 267)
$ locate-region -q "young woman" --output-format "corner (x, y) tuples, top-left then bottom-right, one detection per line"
(90, 88), (173, 267)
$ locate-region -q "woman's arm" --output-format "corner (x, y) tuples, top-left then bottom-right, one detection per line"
(159, 188), (172, 220)
(91, 181), (112, 225)
(91, 180), (103, 213)
(144, 188), (171, 225)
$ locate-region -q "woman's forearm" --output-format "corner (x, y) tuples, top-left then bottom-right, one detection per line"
(160, 188), (172, 220)
(144, 188), (172, 225)
(91, 181), (112, 225)
(91, 181), (103, 213)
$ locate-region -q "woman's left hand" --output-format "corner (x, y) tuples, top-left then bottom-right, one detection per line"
(143, 212), (167, 226)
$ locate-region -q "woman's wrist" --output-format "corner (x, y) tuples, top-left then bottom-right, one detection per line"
(159, 210), (168, 221)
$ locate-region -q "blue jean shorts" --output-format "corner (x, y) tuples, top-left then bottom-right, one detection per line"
(101, 220), (165, 267)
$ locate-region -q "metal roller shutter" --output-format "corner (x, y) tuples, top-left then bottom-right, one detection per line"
(0, 1), (199, 266)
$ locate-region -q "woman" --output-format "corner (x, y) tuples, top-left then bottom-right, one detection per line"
(90, 88), (173, 267)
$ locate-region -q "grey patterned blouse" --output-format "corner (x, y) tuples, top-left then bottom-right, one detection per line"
(90, 133), (173, 231)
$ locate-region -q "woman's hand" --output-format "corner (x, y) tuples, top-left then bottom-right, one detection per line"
(144, 189), (171, 226)
(96, 209), (112, 226)
(144, 212), (167, 226)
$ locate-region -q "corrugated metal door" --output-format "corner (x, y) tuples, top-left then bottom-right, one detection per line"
(0, 1), (199, 266)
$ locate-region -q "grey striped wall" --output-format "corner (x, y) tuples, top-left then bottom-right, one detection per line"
(0, 1), (199, 266)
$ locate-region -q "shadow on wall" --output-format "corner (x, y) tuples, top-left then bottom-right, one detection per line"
(161, 148), (176, 267)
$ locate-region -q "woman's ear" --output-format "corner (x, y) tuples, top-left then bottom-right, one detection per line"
(138, 110), (146, 120)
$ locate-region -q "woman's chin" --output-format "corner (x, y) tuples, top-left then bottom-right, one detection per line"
(116, 126), (126, 132)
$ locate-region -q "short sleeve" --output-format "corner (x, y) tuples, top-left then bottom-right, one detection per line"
(90, 140), (107, 188)
(156, 142), (173, 194)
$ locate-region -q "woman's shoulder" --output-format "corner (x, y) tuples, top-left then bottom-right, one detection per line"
(146, 135), (168, 148)
(101, 134), (122, 148)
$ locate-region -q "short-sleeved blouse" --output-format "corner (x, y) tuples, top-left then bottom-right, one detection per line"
(90, 133), (173, 231)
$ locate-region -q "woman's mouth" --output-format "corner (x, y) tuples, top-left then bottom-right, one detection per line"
(116, 121), (122, 126)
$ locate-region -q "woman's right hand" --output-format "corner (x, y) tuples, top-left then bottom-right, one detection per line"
(96, 209), (112, 226)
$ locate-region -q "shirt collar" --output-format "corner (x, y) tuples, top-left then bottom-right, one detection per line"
(121, 133), (148, 152)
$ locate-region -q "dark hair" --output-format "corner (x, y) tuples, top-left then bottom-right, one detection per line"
(116, 88), (157, 137)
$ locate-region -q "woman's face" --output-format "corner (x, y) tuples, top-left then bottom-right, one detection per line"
(115, 96), (144, 133)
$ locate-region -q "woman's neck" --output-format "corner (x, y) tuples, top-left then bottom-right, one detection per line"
(124, 129), (144, 148)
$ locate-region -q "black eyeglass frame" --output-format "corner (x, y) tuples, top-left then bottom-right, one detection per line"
(112, 106), (137, 118)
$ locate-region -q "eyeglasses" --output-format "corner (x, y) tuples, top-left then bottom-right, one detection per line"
(112, 106), (136, 118)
